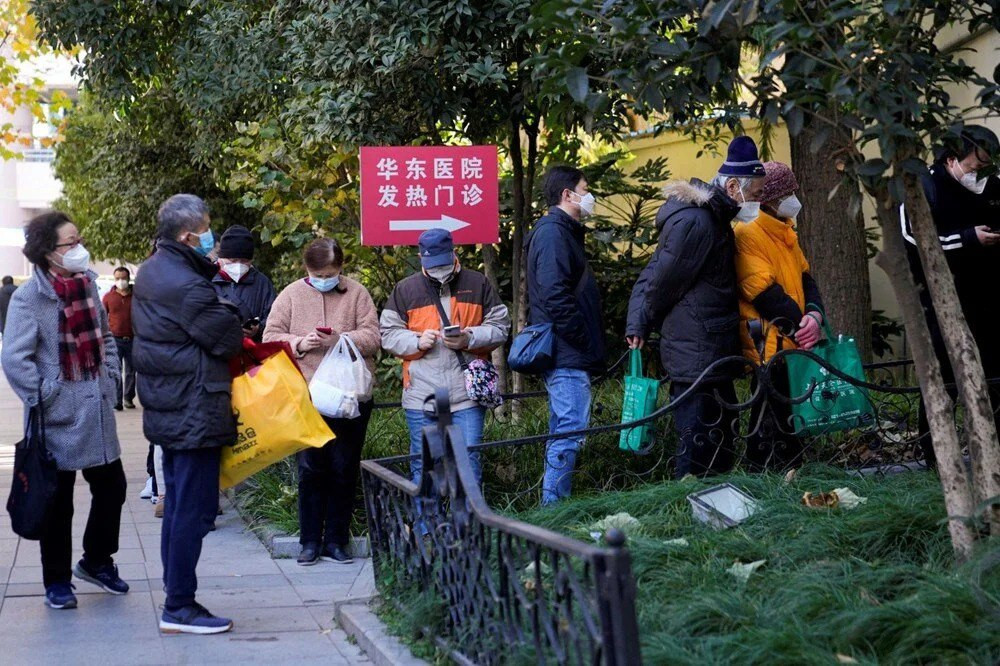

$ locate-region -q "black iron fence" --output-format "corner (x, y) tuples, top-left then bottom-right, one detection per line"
(361, 388), (641, 665)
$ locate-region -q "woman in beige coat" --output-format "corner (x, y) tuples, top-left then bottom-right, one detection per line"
(263, 237), (380, 566)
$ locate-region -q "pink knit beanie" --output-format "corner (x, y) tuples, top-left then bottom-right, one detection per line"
(761, 161), (799, 203)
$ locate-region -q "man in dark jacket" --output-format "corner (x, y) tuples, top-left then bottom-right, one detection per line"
(902, 126), (1000, 463)
(0, 275), (16, 335)
(626, 136), (766, 478)
(527, 165), (606, 505)
(212, 225), (277, 342)
(132, 193), (244, 635)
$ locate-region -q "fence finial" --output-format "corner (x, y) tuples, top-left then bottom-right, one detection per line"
(605, 528), (627, 548)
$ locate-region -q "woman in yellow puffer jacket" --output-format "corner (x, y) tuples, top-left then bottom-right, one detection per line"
(734, 161), (825, 469)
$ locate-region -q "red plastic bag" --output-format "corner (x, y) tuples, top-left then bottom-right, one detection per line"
(228, 338), (303, 379)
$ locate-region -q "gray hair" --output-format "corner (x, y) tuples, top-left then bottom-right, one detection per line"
(157, 194), (209, 240)
(710, 173), (756, 193)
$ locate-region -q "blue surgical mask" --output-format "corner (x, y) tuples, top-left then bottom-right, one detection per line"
(309, 276), (340, 293)
(191, 230), (214, 257)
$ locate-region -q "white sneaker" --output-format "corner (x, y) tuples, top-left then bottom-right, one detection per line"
(139, 477), (154, 499)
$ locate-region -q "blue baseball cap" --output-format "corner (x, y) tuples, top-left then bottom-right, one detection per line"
(418, 228), (455, 268)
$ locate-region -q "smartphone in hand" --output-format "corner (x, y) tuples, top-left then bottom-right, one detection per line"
(316, 326), (333, 335)
(443, 325), (462, 338)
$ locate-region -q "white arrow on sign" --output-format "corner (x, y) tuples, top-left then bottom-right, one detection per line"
(388, 214), (471, 233)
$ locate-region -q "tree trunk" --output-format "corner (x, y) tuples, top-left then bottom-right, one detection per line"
(482, 243), (510, 418)
(871, 189), (976, 560)
(509, 116), (527, 411)
(901, 172), (1000, 527)
(789, 122), (873, 360)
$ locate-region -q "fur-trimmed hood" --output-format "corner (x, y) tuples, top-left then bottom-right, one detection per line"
(661, 179), (716, 205)
(657, 178), (741, 230)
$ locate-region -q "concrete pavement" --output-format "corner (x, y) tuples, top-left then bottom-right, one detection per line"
(0, 370), (375, 665)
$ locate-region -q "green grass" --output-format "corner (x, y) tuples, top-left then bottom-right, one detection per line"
(514, 466), (1000, 665)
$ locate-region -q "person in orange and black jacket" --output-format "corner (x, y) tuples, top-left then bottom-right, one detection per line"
(734, 161), (824, 471)
(380, 228), (510, 490)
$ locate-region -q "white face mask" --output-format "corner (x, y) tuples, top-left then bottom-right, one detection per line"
(224, 262), (249, 282)
(426, 265), (455, 283)
(776, 194), (803, 220)
(115, 279), (129, 291)
(953, 161), (988, 194)
(571, 191), (597, 218)
(734, 186), (760, 223)
(52, 244), (91, 274)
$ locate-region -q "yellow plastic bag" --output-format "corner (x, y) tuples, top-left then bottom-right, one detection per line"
(220, 351), (334, 489)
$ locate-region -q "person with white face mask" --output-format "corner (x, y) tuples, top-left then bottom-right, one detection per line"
(900, 125), (1000, 467)
(101, 267), (137, 411)
(211, 225), (277, 342)
(2, 211), (129, 611)
(523, 166), (607, 505)
(264, 236), (382, 566)
(626, 136), (766, 479)
(734, 161), (826, 470)
(380, 228), (510, 516)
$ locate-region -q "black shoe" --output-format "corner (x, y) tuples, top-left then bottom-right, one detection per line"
(44, 582), (78, 609)
(160, 602), (233, 635)
(74, 560), (130, 595)
(114, 404), (123, 411)
(320, 545), (354, 564)
(124, 400), (136, 409)
(297, 544), (319, 566)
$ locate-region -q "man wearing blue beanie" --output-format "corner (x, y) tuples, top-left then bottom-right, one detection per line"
(626, 135), (766, 478)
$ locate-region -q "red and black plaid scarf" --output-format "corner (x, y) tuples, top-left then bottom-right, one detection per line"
(51, 275), (105, 382)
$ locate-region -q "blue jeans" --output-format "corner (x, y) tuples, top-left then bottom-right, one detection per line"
(405, 405), (485, 487)
(542, 368), (592, 505)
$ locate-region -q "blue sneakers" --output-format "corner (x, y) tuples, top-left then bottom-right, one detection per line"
(160, 603), (234, 635)
(44, 582), (78, 609)
(74, 560), (130, 595)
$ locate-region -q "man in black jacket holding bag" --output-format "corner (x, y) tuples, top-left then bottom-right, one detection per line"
(132, 194), (244, 635)
(526, 166), (607, 505)
(626, 137), (766, 478)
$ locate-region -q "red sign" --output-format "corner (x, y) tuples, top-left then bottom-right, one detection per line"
(360, 145), (499, 246)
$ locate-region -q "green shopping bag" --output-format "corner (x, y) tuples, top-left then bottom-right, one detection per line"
(619, 349), (661, 451)
(785, 307), (875, 436)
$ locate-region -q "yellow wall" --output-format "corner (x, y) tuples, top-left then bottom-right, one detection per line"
(624, 120), (790, 183)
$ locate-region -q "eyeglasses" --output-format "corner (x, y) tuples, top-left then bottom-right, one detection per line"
(55, 237), (85, 249)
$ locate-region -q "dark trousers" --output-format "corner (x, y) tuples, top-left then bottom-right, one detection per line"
(670, 380), (738, 479)
(745, 363), (804, 471)
(146, 444), (157, 494)
(917, 384), (1000, 467)
(298, 401), (373, 549)
(161, 446), (220, 609)
(113, 337), (136, 406)
(41, 459), (127, 587)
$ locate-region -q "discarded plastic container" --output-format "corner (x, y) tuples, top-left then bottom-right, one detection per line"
(687, 483), (757, 529)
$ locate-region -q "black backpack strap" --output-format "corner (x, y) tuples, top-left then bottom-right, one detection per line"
(423, 276), (469, 371)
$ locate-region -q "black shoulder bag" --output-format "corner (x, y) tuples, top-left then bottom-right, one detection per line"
(7, 389), (59, 540)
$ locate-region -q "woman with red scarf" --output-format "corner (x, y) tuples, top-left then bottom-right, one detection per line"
(1, 212), (129, 611)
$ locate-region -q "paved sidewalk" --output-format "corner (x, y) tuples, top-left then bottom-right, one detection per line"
(0, 372), (375, 665)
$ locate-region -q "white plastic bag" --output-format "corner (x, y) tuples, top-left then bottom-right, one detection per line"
(308, 335), (372, 419)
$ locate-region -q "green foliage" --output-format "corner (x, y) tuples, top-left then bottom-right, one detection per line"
(53, 91), (259, 264)
(518, 468), (1000, 664)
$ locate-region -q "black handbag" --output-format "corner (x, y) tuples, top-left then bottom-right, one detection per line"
(7, 391), (59, 540)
